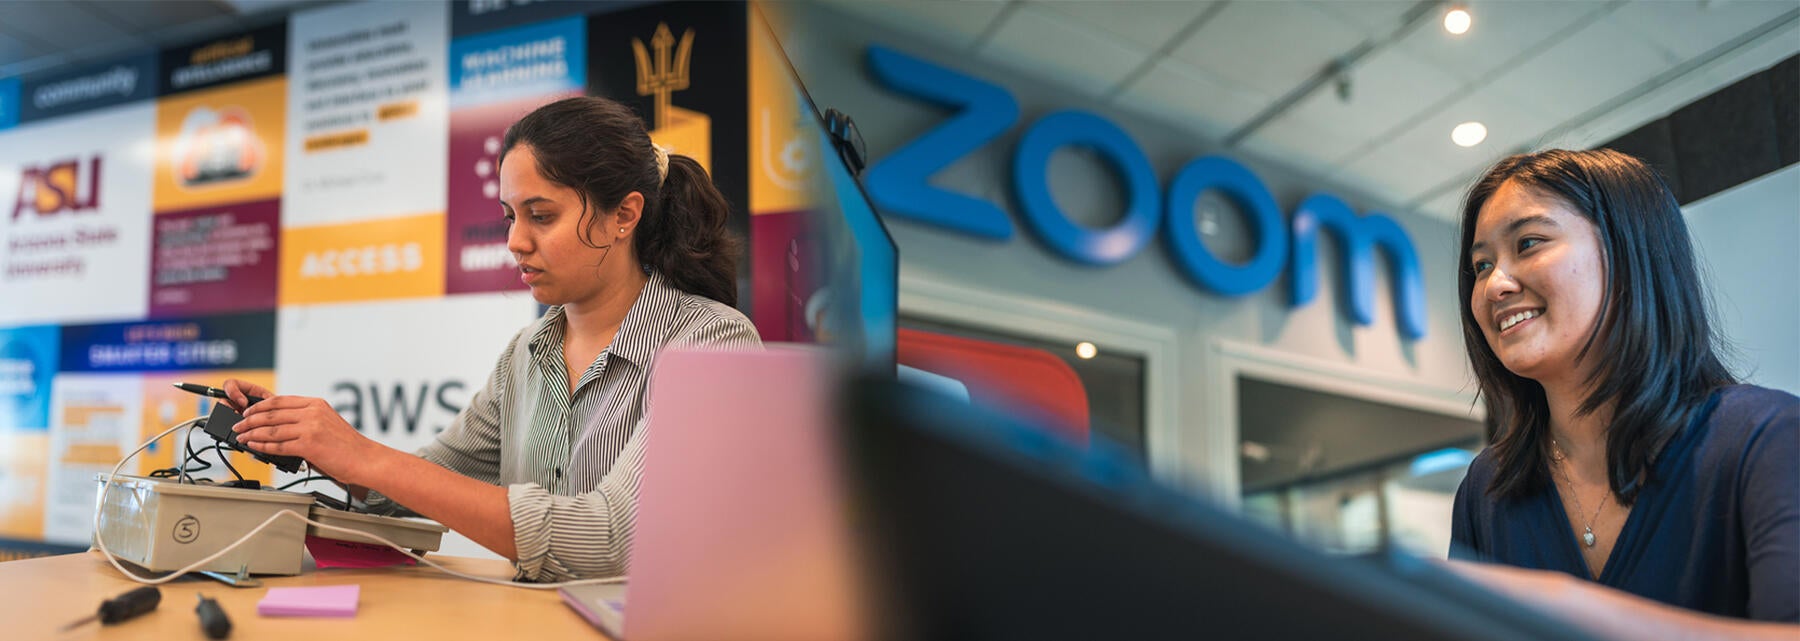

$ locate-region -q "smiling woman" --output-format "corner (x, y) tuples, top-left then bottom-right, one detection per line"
(224, 96), (761, 582)
(1447, 149), (1797, 640)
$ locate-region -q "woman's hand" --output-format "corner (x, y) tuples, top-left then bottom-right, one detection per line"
(1446, 560), (1798, 641)
(233, 395), (388, 486)
(219, 378), (274, 413)
(1445, 560), (1581, 609)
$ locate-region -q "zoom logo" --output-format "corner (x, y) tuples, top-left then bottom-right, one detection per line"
(863, 46), (1426, 339)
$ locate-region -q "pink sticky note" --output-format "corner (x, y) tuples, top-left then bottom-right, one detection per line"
(306, 535), (418, 569)
(258, 585), (361, 618)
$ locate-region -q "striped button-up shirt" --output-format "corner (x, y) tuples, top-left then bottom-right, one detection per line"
(384, 271), (759, 581)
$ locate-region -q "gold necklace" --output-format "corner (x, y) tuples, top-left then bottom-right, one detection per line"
(1551, 438), (1610, 549)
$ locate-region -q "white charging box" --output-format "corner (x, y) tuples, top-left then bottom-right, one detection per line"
(306, 505), (448, 552)
(94, 474), (312, 575)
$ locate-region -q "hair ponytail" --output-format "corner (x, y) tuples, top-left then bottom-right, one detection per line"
(500, 96), (740, 307)
(640, 153), (739, 306)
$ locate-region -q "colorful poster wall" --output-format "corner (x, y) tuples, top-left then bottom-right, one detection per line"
(0, 325), (57, 539)
(445, 17), (587, 295)
(44, 313), (275, 544)
(282, 2), (450, 307)
(151, 25), (289, 318)
(0, 1), (817, 553)
(0, 101), (157, 326)
(588, 3), (752, 307)
(273, 294), (538, 486)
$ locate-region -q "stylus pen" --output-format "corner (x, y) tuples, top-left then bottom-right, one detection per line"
(173, 383), (263, 406)
(173, 382), (233, 400)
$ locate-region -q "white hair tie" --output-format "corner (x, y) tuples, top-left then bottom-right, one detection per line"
(651, 143), (670, 185)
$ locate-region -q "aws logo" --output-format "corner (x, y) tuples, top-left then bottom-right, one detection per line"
(864, 46), (1426, 340)
(328, 380), (466, 436)
(11, 156), (102, 220)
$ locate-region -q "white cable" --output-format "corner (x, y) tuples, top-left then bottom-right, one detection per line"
(94, 417), (627, 589)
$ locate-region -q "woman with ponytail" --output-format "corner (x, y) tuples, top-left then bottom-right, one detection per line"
(223, 96), (759, 581)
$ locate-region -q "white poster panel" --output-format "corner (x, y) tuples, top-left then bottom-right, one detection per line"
(43, 372), (145, 544)
(0, 104), (156, 325)
(284, 1), (450, 227)
(274, 293), (539, 483)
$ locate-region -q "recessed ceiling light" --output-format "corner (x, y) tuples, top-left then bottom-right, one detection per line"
(1444, 8), (1472, 35)
(1075, 342), (1097, 359)
(1452, 121), (1487, 147)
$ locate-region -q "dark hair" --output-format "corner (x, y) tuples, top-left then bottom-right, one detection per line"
(1457, 148), (1734, 504)
(499, 96), (739, 306)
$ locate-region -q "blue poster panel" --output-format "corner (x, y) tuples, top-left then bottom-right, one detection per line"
(18, 54), (158, 124)
(450, 0), (641, 37)
(0, 77), (19, 131)
(0, 325), (58, 430)
(449, 16), (586, 108)
(58, 312), (276, 373)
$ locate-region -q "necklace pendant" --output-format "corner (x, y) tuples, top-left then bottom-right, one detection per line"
(1583, 527), (1596, 548)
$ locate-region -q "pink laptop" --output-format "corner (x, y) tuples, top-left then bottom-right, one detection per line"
(560, 346), (869, 641)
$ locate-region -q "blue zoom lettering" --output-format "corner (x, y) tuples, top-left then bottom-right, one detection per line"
(863, 46), (1426, 340)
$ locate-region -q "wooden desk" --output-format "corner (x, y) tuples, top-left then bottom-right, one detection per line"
(1, 551), (611, 640)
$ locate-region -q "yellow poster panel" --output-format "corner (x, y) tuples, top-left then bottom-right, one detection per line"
(280, 213), (447, 305)
(747, 14), (812, 215)
(153, 75), (288, 213)
(0, 431), (49, 540)
(650, 107), (712, 178)
(136, 370), (276, 483)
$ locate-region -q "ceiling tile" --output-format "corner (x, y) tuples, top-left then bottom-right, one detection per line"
(1170, 1), (1367, 101)
(1035, 0), (1219, 50)
(1394, 0), (1606, 84)
(1254, 45), (1466, 166)
(979, 5), (1154, 98)
(1612, 0), (1797, 62)
(1236, 115), (1358, 186)
(815, 0), (1010, 53)
(0, 31), (47, 69)
(1478, 17), (1672, 132)
(1333, 87), (1561, 208)
(1303, 0), (1426, 39)
(1115, 59), (1272, 142)
(77, 0), (231, 31)
(0, 2), (137, 51)
(1549, 19), (1800, 150)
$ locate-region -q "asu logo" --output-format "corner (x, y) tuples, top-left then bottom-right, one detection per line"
(11, 156), (102, 220)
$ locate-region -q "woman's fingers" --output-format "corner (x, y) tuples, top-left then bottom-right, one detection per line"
(239, 394), (317, 417)
(237, 424), (281, 443)
(221, 379), (274, 412)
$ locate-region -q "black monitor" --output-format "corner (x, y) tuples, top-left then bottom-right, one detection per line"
(753, 8), (897, 374)
(841, 378), (1603, 641)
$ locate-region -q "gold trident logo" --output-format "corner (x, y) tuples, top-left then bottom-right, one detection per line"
(633, 23), (694, 131)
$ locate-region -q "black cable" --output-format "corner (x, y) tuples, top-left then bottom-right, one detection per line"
(276, 476), (331, 491)
(150, 436), (215, 478)
(209, 444), (243, 481)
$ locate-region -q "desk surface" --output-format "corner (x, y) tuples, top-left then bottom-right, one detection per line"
(2, 551), (610, 640)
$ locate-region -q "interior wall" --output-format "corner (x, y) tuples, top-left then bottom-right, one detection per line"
(775, 4), (1482, 494)
(1683, 163), (1800, 395)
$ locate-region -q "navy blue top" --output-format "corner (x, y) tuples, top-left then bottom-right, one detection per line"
(1451, 384), (1799, 621)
